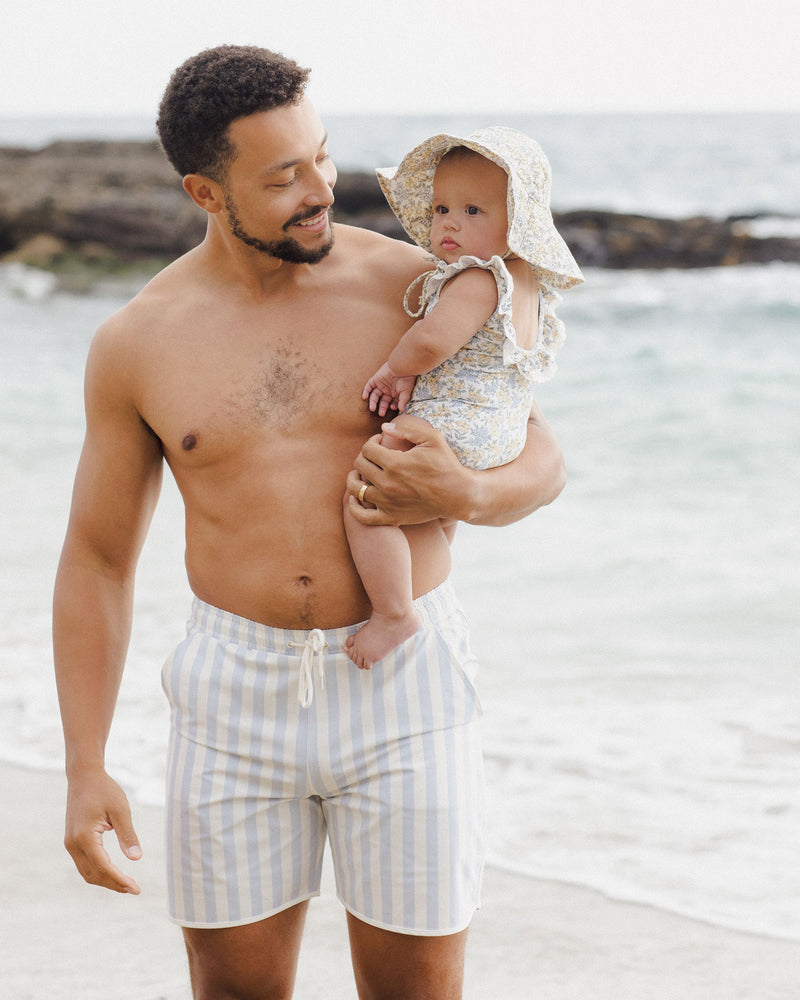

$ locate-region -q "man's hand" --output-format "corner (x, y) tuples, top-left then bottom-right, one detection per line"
(347, 415), (471, 526)
(64, 768), (142, 894)
(347, 401), (566, 528)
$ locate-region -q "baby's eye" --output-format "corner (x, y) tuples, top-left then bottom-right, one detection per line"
(466, 205), (481, 215)
(434, 205), (449, 214)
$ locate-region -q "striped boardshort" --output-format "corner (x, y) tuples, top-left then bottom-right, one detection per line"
(161, 579), (486, 935)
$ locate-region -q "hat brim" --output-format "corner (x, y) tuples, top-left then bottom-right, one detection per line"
(377, 128), (583, 290)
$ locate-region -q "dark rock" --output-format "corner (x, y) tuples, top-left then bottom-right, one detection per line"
(1, 141), (799, 270)
(551, 210), (800, 269)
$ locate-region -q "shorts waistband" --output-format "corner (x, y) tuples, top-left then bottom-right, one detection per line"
(187, 578), (461, 653)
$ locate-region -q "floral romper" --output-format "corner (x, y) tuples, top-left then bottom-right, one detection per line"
(404, 254), (565, 470)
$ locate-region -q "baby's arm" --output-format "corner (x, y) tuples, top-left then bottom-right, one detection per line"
(363, 268), (498, 414)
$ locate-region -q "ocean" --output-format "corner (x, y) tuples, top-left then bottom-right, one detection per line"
(1, 113), (798, 946)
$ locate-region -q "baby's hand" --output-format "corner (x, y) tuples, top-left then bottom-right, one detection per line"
(363, 365), (416, 417)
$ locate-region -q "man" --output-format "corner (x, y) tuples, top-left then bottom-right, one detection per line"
(54, 46), (566, 1000)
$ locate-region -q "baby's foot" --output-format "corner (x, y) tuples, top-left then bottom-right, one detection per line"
(345, 609), (421, 670)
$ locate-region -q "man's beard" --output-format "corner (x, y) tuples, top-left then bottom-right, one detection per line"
(224, 195), (334, 264)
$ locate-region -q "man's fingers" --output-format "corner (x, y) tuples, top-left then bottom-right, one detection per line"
(380, 415), (442, 447)
(69, 834), (142, 894)
(64, 777), (143, 895)
(111, 807), (142, 861)
(347, 457), (390, 503)
(346, 468), (372, 501)
(347, 495), (395, 525)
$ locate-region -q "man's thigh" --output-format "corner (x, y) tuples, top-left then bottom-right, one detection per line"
(346, 911), (468, 1000)
(182, 901), (310, 1000)
(322, 583), (486, 936)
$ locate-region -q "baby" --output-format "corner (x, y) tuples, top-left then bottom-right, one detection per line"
(344, 127), (583, 668)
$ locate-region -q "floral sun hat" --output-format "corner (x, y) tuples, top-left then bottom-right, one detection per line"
(376, 126), (584, 290)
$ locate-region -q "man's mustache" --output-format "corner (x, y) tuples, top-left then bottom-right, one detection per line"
(283, 205), (334, 230)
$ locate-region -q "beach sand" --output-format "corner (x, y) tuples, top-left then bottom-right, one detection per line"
(2, 761), (798, 1000)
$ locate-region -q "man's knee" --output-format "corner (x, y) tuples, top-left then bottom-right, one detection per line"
(183, 904), (308, 1000)
(187, 948), (295, 1000)
(191, 979), (293, 1000)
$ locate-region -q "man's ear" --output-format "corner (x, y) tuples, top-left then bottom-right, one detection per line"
(182, 174), (225, 214)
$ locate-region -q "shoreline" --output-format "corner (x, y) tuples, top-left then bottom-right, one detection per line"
(4, 760), (799, 999)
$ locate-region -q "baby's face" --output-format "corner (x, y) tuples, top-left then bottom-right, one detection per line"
(430, 153), (509, 263)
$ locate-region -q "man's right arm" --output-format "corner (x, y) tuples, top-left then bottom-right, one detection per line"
(348, 399), (566, 529)
(53, 316), (164, 893)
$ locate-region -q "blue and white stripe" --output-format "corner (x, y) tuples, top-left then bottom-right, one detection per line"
(161, 579), (485, 934)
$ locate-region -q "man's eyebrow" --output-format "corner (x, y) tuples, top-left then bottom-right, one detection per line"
(262, 132), (329, 175)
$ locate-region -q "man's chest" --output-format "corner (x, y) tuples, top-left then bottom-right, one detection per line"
(137, 301), (398, 463)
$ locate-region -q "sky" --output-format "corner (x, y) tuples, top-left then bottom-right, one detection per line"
(3, 0), (799, 117)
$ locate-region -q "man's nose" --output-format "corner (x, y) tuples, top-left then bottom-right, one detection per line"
(304, 163), (336, 206)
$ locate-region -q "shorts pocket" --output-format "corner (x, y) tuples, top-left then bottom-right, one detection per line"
(430, 604), (482, 715)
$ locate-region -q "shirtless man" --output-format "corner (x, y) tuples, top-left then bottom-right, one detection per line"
(53, 46), (566, 1000)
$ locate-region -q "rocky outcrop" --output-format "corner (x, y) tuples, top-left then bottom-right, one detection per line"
(0, 141), (202, 262)
(2, 141), (799, 271)
(555, 210), (800, 269)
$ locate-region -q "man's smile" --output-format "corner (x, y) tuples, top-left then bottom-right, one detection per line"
(287, 208), (330, 233)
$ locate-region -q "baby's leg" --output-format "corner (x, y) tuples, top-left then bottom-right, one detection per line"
(343, 433), (420, 669)
(439, 518), (458, 544)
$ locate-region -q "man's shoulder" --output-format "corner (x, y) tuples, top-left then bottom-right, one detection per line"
(86, 270), (180, 378)
(332, 223), (430, 283)
(94, 253), (195, 340)
(333, 222), (422, 261)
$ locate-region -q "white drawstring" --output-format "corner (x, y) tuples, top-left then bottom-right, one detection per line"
(288, 629), (328, 708)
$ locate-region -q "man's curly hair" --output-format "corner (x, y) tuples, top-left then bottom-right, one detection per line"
(157, 45), (310, 181)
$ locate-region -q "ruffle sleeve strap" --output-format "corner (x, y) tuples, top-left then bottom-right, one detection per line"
(402, 254), (566, 382)
(404, 254), (512, 319)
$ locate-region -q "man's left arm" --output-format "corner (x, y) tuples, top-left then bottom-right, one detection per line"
(347, 400), (566, 527)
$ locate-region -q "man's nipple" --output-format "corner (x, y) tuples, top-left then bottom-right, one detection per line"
(182, 433), (198, 451)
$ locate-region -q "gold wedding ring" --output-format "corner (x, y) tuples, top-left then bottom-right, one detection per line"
(358, 482), (369, 504)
